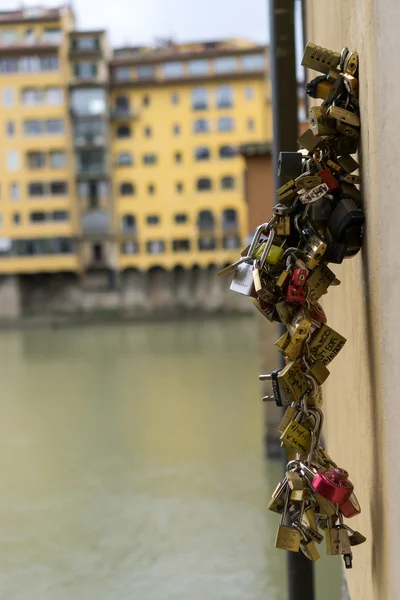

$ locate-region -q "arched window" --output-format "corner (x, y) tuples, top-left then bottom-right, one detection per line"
(117, 124), (131, 138)
(115, 95), (129, 110)
(219, 145), (235, 158)
(191, 88), (208, 110)
(197, 210), (215, 230)
(119, 182), (135, 195)
(221, 176), (235, 190)
(196, 177), (212, 192)
(222, 208), (238, 229)
(194, 146), (210, 161)
(121, 214), (136, 232)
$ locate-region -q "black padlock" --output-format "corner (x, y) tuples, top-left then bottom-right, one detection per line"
(306, 74), (329, 98)
(342, 225), (363, 257)
(278, 152), (303, 179)
(323, 239), (347, 264)
(309, 196), (334, 222)
(327, 198), (364, 240)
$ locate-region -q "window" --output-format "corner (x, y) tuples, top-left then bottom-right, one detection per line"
(171, 92), (179, 105)
(191, 88), (208, 110)
(121, 214), (136, 233)
(30, 211), (46, 223)
(148, 184), (155, 195)
(197, 210), (215, 230)
(6, 120), (15, 137)
(49, 151), (66, 168)
(144, 126), (152, 137)
(28, 182), (45, 197)
(175, 213), (187, 224)
(195, 146), (210, 161)
(46, 87), (63, 104)
(147, 240), (165, 254)
(22, 88), (42, 105)
(223, 235), (240, 249)
(115, 66), (131, 81)
(52, 210), (69, 222)
(176, 182), (183, 193)
(25, 29), (35, 44)
(117, 124), (131, 138)
(247, 118), (255, 131)
(120, 183), (135, 196)
(24, 120), (42, 136)
(27, 152), (45, 169)
(74, 37), (99, 51)
(7, 151), (19, 172)
(138, 65), (155, 80)
(122, 241), (139, 255)
(188, 59), (209, 75)
(46, 119), (64, 134)
(219, 145), (236, 158)
(39, 55), (59, 71)
(222, 208), (238, 229)
(92, 243), (103, 262)
(221, 176), (235, 189)
(0, 29), (16, 45)
(214, 56), (237, 73)
(147, 215), (160, 225)
(218, 117), (234, 132)
(174, 152), (182, 164)
(163, 62), (183, 78)
(143, 95), (150, 106)
(10, 182), (19, 200)
(117, 152), (133, 166)
(74, 119), (105, 143)
(245, 85), (254, 100)
(71, 88), (106, 116)
(198, 237), (216, 251)
(50, 181), (67, 195)
(13, 213), (21, 225)
(74, 61), (97, 79)
(42, 29), (62, 43)
(115, 95), (129, 110)
(242, 53), (265, 70)
(3, 87), (13, 107)
(216, 86), (233, 108)
(0, 58), (18, 73)
(143, 154), (157, 165)
(173, 123), (180, 136)
(193, 119), (209, 133)
(197, 178), (212, 191)
(173, 239), (190, 252)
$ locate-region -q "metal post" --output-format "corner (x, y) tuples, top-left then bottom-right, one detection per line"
(268, 1), (315, 599)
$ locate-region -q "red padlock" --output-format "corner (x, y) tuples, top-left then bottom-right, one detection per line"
(319, 168), (339, 191)
(340, 492), (361, 518)
(312, 467), (354, 504)
(310, 302), (327, 324)
(286, 285), (306, 305)
(291, 268), (308, 288)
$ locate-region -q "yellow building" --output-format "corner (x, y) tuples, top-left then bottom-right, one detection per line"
(0, 5), (269, 279)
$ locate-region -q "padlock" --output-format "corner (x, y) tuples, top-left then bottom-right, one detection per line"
(307, 359), (330, 385)
(230, 262), (254, 296)
(288, 314), (312, 345)
(310, 302), (327, 324)
(327, 198), (364, 240)
(340, 182), (362, 205)
(308, 323), (346, 365)
(286, 285), (306, 305)
(278, 405), (299, 433)
(319, 168), (339, 191)
(325, 526), (342, 555)
(276, 299), (296, 324)
(291, 268), (308, 287)
(344, 525), (367, 547)
(314, 493), (337, 518)
(302, 233), (327, 270)
(298, 128), (325, 153)
(268, 478), (287, 514)
(255, 242), (285, 265)
(277, 179), (296, 197)
(305, 74), (332, 100)
(251, 297), (276, 322)
(276, 215), (291, 236)
(340, 173), (360, 185)
(327, 105), (360, 127)
(276, 269), (291, 288)
(342, 72), (359, 97)
(331, 135), (359, 156)
(301, 540), (321, 561)
(277, 188), (299, 206)
(337, 154), (359, 173)
(259, 369), (286, 407)
(312, 467), (354, 503)
(322, 74), (347, 106)
(301, 42), (340, 74)
(340, 491), (361, 518)
(275, 331), (303, 361)
(308, 196), (333, 221)
(343, 50), (358, 75)
(323, 238), (347, 264)
(278, 152), (303, 179)
(295, 174), (323, 190)
(280, 417), (312, 455)
(309, 106), (337, 136)
(326, 158), (342, 173)
(342, 225), (363, 257)
(278, 360), (310, 404)
(299, 183), (330, 205)
(336, 120), (360, 139)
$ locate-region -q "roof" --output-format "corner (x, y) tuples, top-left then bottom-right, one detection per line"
(0, 4), (72, 23)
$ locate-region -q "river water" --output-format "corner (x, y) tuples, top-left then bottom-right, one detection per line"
(0, 317), (342, 600)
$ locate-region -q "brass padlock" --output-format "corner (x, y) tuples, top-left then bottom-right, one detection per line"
(277, 360), (309, 403)
(298, 128), (325, 153)
(278, 405), (299, 433)
(336, 120), (360, 139)
(337, 154), (359, 173)
(308, 359), (330, 385)
(301, 42), (340, 74)
(276, 269), (291, 288)
(276, 299), (295, 325)
(308, 324), (347, 366)
(295, 174), (322, 190)
(327, 105), (360, 127)
(305, 262), (336, 304)
(340, 173), (360, 185)
(340, 182), (362, 205)
(343, 51), (358, 75)
(288, 309), (313, 343)
(280, 418), (312, 455)
(276, 216), (291, 236)
(309, 106), (337, 136)
(277, 179), (296, 197)
(302, 234), (327, 270)
(301, 541), (320, 561)
(278, 188), (298, 206)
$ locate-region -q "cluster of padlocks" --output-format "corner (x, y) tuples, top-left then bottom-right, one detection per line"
(219, 44), (366, 566)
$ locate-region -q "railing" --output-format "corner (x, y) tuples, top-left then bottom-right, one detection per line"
(109, 108), (139, 120)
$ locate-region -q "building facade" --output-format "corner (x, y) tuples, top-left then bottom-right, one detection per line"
(0, 6), (269, 294)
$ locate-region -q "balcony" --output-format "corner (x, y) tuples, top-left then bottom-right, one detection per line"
(109, 107), (139, 120)
(81, 209), (110, 235)
(74, 133), (106, 148)
(76, 151), (107, 178)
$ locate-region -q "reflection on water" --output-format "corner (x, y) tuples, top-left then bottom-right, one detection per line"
(0, 317), (341, 599)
